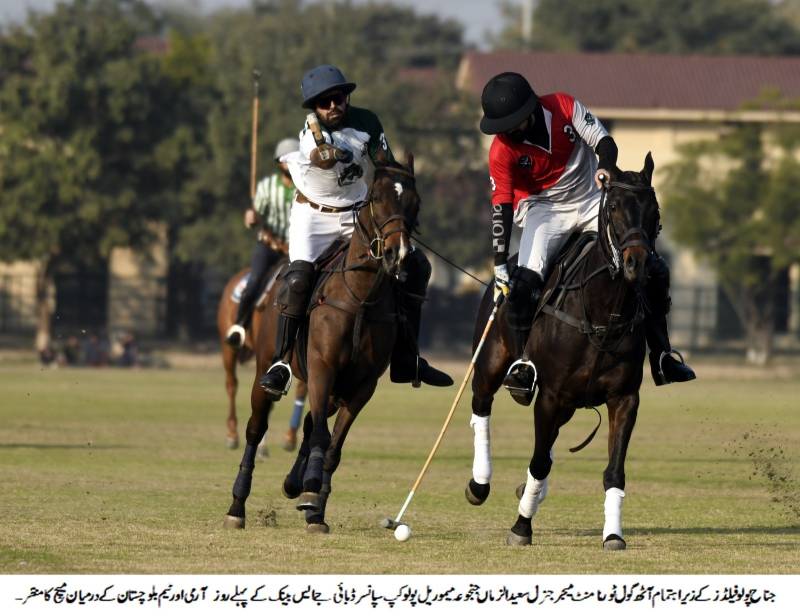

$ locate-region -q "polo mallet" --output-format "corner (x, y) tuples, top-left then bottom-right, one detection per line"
(249, 69), (261, 200)
(381, 293), (504, 532)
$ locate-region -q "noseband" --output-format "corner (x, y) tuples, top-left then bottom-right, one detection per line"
(599, 180), (655, 276)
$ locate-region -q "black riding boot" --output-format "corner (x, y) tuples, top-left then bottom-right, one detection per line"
(260, 260), (315, 400)
(502, 267), (544, 406)
(390, 250), (453, 387)
(645, 254), (696, 386)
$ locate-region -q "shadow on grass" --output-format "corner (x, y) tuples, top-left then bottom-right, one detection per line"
(567, 526), (800, 536)
(0, 443), (131, 450)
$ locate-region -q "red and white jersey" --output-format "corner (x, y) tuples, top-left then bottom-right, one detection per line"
(488, 93), (609, 220)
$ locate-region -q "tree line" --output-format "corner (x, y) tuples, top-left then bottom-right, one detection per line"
(2, 0), (799, 362)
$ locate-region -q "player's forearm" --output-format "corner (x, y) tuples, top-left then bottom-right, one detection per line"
(491, 202), (513, 266)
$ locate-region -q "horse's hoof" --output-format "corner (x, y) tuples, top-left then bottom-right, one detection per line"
(506, 531), (532, 546)
(257, 444), (269, 459)
(465, 479), (490, 506)
(226, 435), (239, 450)
(296, 491), (321, 512)
(603, 534), (626, 550)
(306, 522), (330, 534)
(223, 515), (245, 529)
(282, 476), (302, 500)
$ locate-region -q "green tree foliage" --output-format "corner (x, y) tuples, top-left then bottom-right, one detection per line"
(661, 117), (800, 363)
(171, 0), (485, 276)
(496, 0), (800, 54)
(0, 0), (206, 345)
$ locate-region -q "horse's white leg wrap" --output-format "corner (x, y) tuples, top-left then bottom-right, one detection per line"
(470, 414), (492, 484)
(518, 469), (548, 518)
(602, 487), (625, 539)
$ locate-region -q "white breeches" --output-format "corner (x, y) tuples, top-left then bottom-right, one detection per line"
(288, 199), (356, 262)
(470, 414), (492, 484)
(603, 487), (625, 539)
(517, 195), (599, 277)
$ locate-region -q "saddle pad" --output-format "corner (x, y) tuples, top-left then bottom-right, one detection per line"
(230, 266), (283, 305)
(230, 272), (251, 304)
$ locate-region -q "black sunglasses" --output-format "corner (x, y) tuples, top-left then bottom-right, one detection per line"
(315, 92), (347, 109)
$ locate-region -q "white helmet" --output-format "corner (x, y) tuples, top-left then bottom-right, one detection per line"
(274, 137), (300, 161)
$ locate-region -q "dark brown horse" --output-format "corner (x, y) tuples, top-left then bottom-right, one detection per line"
(223, 156), (419, 532)
(466, 154), (661, 550)
(216, 266), (307, 451)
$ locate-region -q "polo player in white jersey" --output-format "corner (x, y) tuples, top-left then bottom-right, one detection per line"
(259, 64), (452, 399)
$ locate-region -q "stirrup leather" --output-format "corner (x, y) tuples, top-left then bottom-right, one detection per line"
(264, 360), (293, 396)
(656, 349), (686, 382)
(504, 359), (538, 394)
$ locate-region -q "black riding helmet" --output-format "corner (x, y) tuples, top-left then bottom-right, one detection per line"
(479, 72), (539, 135)
(300, 64), (356, 109)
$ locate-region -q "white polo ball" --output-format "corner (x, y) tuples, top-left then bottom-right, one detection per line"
(394, 524), (411, 542)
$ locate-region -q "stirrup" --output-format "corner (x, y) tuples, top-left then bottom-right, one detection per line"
(225, 324), (246, 348)
(261, 360), (293, 397)
(503, 359), (538, 405)
(657, 349), (685, 381)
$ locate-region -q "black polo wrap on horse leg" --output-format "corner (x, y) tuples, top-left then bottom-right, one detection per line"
(282, 410), (312, 499)
(644, 255), (696, 386)
(390, 249), (453, 387)
(304, 471), (332, 529)
(502, 266), (544, 405)
(296, 446), (326, 511)
(260, 260), (315, 399)
(227, 443), (258, 519)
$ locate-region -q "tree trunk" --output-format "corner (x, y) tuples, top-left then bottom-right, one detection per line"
(34, 256), (55, 352)
(740, 269), (777, 366)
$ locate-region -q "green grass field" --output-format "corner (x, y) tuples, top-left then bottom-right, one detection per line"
(0, 361), (798, 574)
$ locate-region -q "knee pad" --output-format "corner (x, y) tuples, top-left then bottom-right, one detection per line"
(507, 267), (543, 330)
(282, 260), (315, 318)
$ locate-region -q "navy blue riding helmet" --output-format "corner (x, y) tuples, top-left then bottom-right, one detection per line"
(300, 64), (356, 109)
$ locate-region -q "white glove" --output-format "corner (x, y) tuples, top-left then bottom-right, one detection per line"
(494, 264), (510, 301)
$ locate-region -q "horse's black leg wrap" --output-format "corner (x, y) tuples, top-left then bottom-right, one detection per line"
(305, 472), (332, 526)
(228, 443), (258, 518)
(303, 446), (325, 494)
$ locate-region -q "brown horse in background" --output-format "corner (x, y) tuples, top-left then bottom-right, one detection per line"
(216, 266), (306, 451)
(223, 157), (420, 533)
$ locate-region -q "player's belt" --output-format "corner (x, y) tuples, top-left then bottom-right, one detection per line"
(296, 191), (356, 214)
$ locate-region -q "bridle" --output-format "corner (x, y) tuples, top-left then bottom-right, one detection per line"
(353, 165), (416, 262)
(599, 179), (655, 278)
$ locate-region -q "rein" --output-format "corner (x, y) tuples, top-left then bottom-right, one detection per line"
(319, 165), (417, 361)
(598, 180), (655, 278)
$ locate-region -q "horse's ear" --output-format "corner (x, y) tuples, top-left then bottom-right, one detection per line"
(642, 152), (655, 185)
(406, 152), (414, 174)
